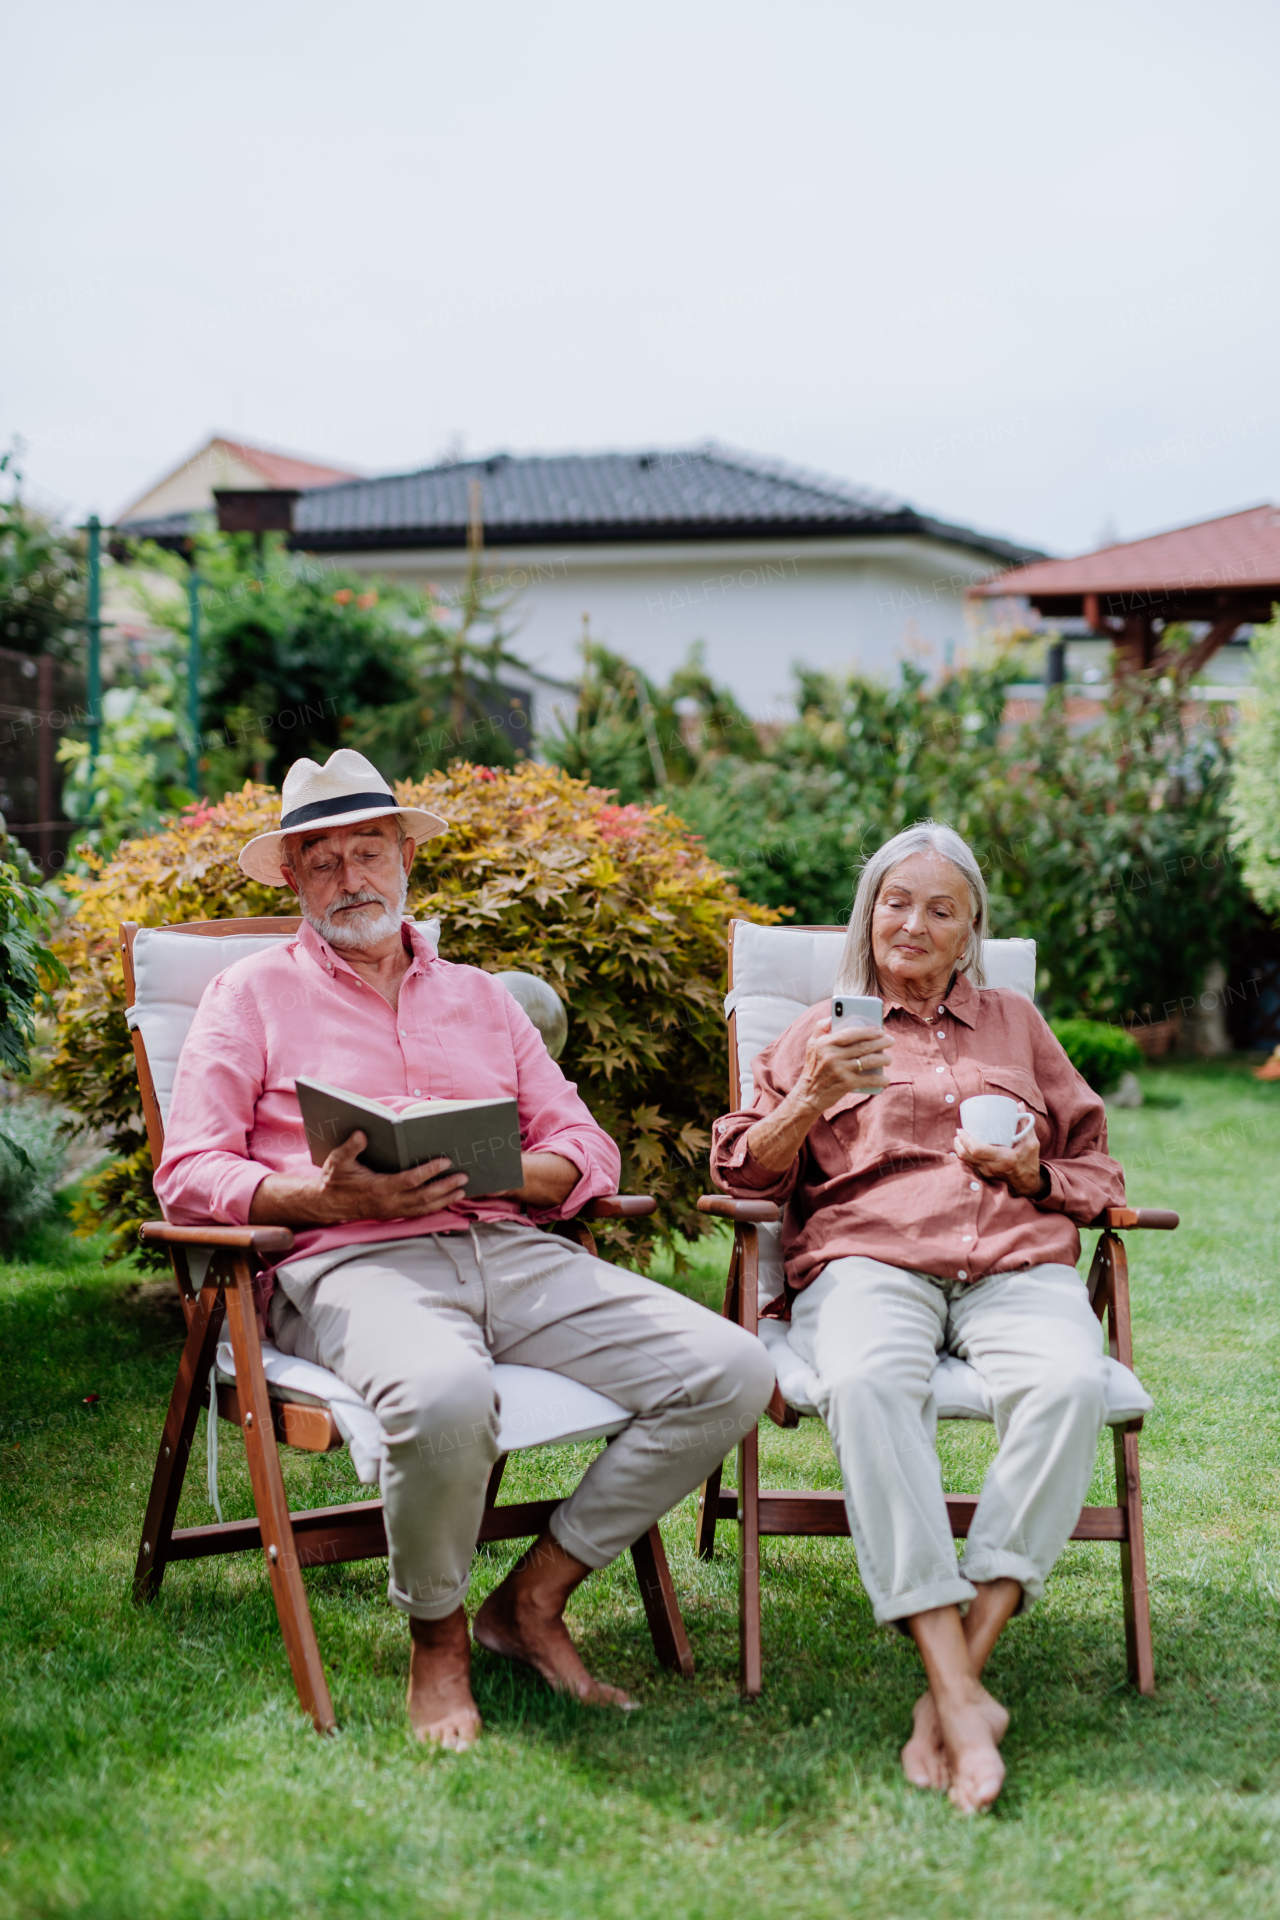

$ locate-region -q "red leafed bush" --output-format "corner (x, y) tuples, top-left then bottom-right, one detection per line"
(48, 762), (777, 1264)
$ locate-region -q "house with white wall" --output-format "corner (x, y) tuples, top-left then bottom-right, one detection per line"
(118, 444), (1041, 718)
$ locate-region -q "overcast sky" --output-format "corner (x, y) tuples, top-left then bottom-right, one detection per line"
(5, 0), (1276, 557)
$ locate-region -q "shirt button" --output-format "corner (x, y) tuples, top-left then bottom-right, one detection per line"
(961, 1234), (972, 1243)
(957, 1269), (968, 1280)
(935, 1065), (945, 1074)
(945, 1094), (955, 1103)
(400, 1029), (407, 1037)
(413, 1087), (422, 1095)
(969, 1181), (980, 1192)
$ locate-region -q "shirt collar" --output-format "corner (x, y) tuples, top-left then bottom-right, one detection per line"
(295, 916), (433, 980)
(882, 969), (980, 1029)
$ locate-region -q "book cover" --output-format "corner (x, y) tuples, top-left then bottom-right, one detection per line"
(293, 1077), (523, 1197)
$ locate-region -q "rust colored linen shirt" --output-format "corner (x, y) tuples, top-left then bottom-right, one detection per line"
(153, 919), (621, 1304)
(709, 971), (1125, 1295)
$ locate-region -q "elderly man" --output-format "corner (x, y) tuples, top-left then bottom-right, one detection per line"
(710, 820), (1127, 1813)
(155, 749), (773, 1749)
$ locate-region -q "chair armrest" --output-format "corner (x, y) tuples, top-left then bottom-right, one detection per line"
(138, 1223), (297, 1256)
(1095, 1207), (1179, 1231)
(696, 1195), (781, 1224)
(579, 1194), (657, 1220)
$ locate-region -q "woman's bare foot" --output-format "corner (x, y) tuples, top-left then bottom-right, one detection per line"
(901, 1691), (951, 1789)
(933, 1689), (1005, 1813)
(408, 1607), (482, 1750)
(473, 1533), (637, 1709)
(901, 1686), (1009, 1790)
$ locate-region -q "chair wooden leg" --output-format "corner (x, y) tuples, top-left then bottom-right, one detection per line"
(1115, 1422), (1154, 1694)
(224, 1261), (336, 1733)
(697, 1234), (745, 1563)
(695, 1463), (722, 1561)
(630, 1523), (695, 1676)
(1100, 1228), (1155, 1694)
(134, 1277), (226, 1603)
(738, 1426), (762, 1698)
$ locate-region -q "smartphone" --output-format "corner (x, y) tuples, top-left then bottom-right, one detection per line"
(831, 994), (886, 1093)
(831, 994), (883, 1032)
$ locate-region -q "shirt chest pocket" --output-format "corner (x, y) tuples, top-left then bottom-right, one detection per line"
(979, 1064), (1049, 1138)
(817, 1074), (916, 1172)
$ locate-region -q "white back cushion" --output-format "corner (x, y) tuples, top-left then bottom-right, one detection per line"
(127, 919), (441, 1129)
(726, 921), (1037, 1105)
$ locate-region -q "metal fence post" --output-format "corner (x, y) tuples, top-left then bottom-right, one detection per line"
(187, 566), (201, 792)
(86, 513), (102, 766)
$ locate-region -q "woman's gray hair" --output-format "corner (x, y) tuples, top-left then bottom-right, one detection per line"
(836, 820), (989, 994)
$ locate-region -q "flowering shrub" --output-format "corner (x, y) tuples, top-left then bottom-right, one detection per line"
(48, 763), (776, 1264)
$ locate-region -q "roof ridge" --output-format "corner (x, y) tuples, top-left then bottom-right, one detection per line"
(697, 440), (911, 517)
(213, 434), (358, 477)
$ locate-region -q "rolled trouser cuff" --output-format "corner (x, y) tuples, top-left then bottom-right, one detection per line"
(874, 1574), (977, 1627)
(548, 1503), (616, 1572)
(387, 1570), (472, 1621)
(959, 1547), (1043, 1610)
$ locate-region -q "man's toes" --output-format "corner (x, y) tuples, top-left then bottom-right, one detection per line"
(581, 1678), (639, 1711)
(414, 1709), (482, 1751)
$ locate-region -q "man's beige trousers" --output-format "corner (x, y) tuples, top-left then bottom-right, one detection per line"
(270, 1220), (774, 1620)
(788, 1257), (1110, 1625)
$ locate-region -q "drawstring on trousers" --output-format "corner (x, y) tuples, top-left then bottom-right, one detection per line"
(439, 1229), (495, 1346)
(469, 1225), (495, 1346)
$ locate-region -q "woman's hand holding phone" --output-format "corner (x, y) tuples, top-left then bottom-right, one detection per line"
(743, 998), (891, 1175)
(791, 999), (890, 1114)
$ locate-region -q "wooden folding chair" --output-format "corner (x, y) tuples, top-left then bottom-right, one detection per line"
(694, 920), (1178, 1699)
(121, 914), (693, 1733)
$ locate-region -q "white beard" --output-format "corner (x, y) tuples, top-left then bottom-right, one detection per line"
(300, 870), (408, 951)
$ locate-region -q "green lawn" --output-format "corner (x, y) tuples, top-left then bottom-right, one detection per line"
(2, 1057), (1279, 1919)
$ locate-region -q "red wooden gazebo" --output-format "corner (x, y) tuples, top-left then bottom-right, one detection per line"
(971, 503), (1280, 676)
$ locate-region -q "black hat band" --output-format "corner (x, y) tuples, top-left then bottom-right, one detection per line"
(279, 791), (400, 830)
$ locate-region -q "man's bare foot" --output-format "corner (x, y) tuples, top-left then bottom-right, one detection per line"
(408, 1607), (482, 1750)
(934, 1689), (1005, 1813)
(901, 1686), (1009, 1791)
(473, 1532), (637, 1710)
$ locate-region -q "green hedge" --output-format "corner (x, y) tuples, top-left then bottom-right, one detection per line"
(1049, 1018), (1143, 1094)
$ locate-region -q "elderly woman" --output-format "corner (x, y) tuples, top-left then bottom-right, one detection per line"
(710, 821), (1126, 1813)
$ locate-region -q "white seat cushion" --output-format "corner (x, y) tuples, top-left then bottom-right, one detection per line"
(127, 919), (441, 1127)
(754, 1316), (1151, 1427)
(215, 1340), (628, 1485)
(725, 922), (1037, 1105)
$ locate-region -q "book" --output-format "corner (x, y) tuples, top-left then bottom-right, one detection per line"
(293, 1077), (523, 1196)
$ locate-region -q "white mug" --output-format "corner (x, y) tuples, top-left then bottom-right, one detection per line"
(958, 1094), (1035, 1148)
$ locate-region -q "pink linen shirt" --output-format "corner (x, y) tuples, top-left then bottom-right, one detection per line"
(709, 971), (1125, 1299)
(153, 920), (621, 1295)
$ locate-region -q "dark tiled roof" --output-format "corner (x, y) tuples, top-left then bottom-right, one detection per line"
(112, 508), (213, 552)
(117, 445), (1042, 565)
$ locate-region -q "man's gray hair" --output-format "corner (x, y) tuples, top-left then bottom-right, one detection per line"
(836, 820), (989, 994)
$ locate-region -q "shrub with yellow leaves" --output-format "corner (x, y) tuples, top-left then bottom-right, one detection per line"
(48, 762), (777, 1264)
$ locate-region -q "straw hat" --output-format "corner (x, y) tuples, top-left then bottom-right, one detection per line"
(237, 749), (448, 886)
